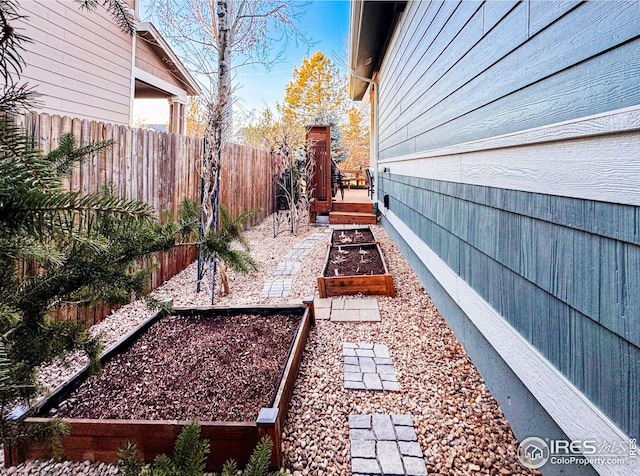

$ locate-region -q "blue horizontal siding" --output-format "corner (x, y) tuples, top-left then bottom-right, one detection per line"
(382, 212), (599, 476)
(379, 174), (640, 439)
(382, 174), (640, 347)
(380, 0), (640, 158)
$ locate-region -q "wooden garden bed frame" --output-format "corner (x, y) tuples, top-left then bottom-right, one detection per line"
(5, 302), (315, 471)
(318, 242), (395, 298)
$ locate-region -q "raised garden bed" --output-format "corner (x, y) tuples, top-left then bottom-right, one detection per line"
(5, 303), (314, 471)
(331, 227), (375, 246)
(317, 243), (395, 298)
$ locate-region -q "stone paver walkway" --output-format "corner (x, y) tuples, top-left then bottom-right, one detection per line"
(259, 278), (293, 298)
(349, 414), (428, 476)
(343, 343), (400, 391)
(273, 261), (301, 276)
(261, 231), (328, 299)
(284, 233), (326, 260)
(314, 297), (380, 322)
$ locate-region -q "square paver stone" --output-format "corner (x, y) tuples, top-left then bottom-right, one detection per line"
(349, 415), (372, 429)
(351, 440), (376, 459)
(359, 309), (381, 322)
(315, 307), (330, 320)
(403, 456), (428, 476)
(344, 298), (379, 310)
(355, 348), (375, 357)
(314, 297), (332, 309)
(377, 441), (405, 475)
(344, 381), (366, 390)
(372, 414), (396, 440)
(382, 380), (401, 391)
(373, 344), (391, 358)
(392, 414), (415, 427)
(343, 347), (357, 357)
(363, 373), (384, 391)
(358, 357), (376, 373)
(351, 458), (381, 474)
(344, 356), (359, 366)
(350, 429), (376, 441)
(344, 364), (361, 373)
(344, 372), (363, 382)
(378, 364), (397, 376)
(331, 309), (359, 322)
(395, 425), (418, 442)
(374, 357), (394, 365)
(399, 441), (423, 457)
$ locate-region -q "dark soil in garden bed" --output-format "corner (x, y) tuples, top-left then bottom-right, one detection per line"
(324, 244), (386, 277)
(51, 313), (300, 422)
(331, 228), (375, 245)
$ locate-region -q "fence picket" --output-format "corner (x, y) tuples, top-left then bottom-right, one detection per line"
(20, 113), (275, 327)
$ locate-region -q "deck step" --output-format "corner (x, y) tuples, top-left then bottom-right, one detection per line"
(332, 201), (374, 213)
(329, 211), (377, 225)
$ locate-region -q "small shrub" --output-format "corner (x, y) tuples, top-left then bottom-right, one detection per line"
(116, 425), (283, 476)
(116, 441), (146, 476)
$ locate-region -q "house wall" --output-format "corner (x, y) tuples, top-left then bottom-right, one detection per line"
(374, 1), (640, 474)
(17, 0), (134, 124)
(135, 38), (184, 89)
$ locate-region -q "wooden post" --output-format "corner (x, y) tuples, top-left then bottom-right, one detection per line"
(256, 408), (281, 468)
(306, 125), (332, 222)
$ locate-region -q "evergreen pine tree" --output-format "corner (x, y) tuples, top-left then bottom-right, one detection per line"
(0, 0), (198, 444)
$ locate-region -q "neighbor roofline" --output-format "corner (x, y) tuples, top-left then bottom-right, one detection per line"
(136, 22), (203, 96)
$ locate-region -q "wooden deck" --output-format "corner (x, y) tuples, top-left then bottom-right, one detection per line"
(329, 189), (376, 225)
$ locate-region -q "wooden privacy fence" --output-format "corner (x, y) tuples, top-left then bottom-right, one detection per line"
(18, 112), (275, 327)
(220, 143), (276, 227)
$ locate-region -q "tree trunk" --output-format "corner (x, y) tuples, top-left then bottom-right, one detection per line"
(197, 0), (232, 302)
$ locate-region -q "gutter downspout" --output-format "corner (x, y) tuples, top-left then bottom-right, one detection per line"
(350, 70), (379, 206)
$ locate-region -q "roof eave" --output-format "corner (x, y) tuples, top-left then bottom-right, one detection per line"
(348, 1), (406, 101)
(136, 22), (203, 97)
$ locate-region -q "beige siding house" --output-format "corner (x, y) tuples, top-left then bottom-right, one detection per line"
(17, 0), (200, 134)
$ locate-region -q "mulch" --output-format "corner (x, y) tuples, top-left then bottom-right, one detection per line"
(331, 228), (375, 245)
(52, 313), (300, 422)
(324, 244), (386, 277)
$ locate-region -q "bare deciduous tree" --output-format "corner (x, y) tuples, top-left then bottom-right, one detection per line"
(147, 0), (311, 301)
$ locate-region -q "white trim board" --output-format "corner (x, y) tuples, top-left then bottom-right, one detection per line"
(382, 206), (636, 476)
(134, 67), (188, 100)
(379, 106), (640, 207)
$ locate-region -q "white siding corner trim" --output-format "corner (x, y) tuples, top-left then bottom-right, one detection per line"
(381, 206), (636, 476)
(380, 105), (640, 207)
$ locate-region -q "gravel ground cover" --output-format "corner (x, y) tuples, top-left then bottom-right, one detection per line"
(3, 217), (537, 475)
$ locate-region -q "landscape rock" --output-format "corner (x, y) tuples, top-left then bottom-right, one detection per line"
(4, 218), (539, 475)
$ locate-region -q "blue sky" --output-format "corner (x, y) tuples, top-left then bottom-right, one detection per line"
(135, 0), (351, 124)
(235, 0), (351, 115)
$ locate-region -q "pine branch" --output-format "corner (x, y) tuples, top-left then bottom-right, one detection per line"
(221, 459), (239, 476)
(116, 441), (147, 476)
(0, 84), (37, 114)
(242, 436), (272, 476)
(0, 0), (32, 86)
(46, 133), (113, 176)
(74, 0), (136, 36)
(171, 421), (210, 476)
